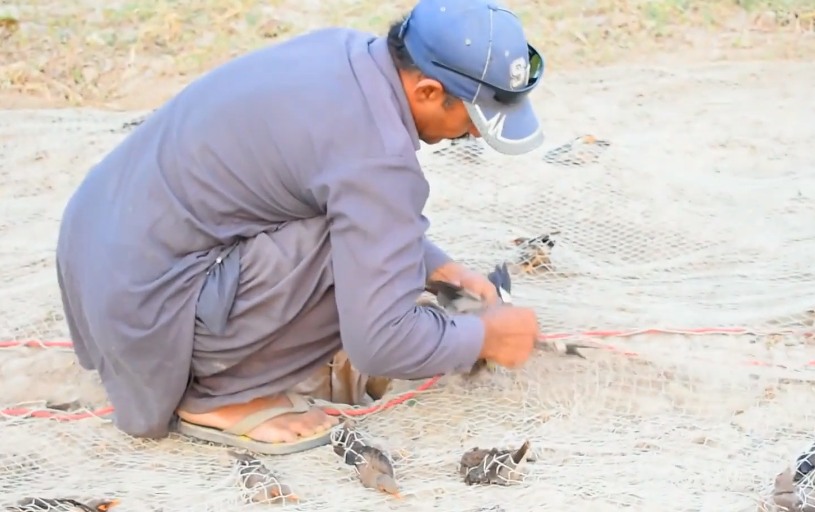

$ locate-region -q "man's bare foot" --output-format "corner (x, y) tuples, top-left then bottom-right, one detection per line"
(177, 394), (339, 444)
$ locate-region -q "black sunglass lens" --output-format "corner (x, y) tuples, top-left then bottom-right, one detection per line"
(528, 51), (543, 82)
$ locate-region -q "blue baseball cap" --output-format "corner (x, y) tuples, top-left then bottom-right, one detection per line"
(399, 0), (545, 155)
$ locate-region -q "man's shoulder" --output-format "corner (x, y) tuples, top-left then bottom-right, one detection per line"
(277, 29), (417, 162)
(273, 27), (376, 56)
(202, 27), (417, 169)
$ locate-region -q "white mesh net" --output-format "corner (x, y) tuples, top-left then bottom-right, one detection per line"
(2, 61), (815, 512)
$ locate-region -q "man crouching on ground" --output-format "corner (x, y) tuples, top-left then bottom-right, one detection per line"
(55, 0), (544, 455)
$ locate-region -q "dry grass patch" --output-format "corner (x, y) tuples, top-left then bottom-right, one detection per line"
(0, 0), (814, 109)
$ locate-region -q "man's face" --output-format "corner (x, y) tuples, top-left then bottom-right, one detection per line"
(404, 76), (481, 145)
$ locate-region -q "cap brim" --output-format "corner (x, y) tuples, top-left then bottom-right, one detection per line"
(465, 94), (544, 156)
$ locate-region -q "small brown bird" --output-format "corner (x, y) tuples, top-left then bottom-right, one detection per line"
(354, 445), (402, 499)
(423, 281), (489, 377)
(6, 498), (119, 512)
(425, 263), (512, 376)
(426, 262), (598, 363)
(511, 233), (558, 275)
(229, 450), (298, 503)
(543, 135), (610, 167)
(330, 421), (401, 498)
(770, 468), (805, 512)
(460, 440), (532, 486)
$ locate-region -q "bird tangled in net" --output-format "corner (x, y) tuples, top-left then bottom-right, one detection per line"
(330, 421), (401, 499)
(510, 232), (558, 275)
(459, 440), (533, 486)
(229, 450), (299, 504)
(5, 498), (120, 512)
(762, 443), (815, 512)
(423, 260), (604, 367)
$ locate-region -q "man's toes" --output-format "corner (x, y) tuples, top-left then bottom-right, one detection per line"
(254, 424), (299, 444)
(249, 408), (338, 442)
(276, 429), (300, 443)
(278, 412), (322, 438)
(295, 410), (335, 437)
(288, 421), (314, 437)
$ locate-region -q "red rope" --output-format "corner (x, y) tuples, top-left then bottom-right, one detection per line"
(2, 327), (812, 421)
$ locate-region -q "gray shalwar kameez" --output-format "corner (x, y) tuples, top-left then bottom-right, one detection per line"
(56, 29), (485, 439)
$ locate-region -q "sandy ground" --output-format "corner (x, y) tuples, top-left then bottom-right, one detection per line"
(2, 61), (815, 511)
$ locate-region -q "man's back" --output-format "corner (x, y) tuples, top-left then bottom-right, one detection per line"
(67, 27), (417, 255)
(55, 27), (426, 437)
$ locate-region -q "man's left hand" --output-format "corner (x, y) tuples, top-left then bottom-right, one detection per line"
(429, 262), (499, 306)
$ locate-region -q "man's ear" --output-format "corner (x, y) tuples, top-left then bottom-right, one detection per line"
(413, 78), (445, 104)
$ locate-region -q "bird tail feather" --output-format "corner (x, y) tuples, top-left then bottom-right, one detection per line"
(511, 441), (531, 465)
(486, 262), (512, 301)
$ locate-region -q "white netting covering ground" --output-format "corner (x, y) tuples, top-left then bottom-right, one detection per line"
(2, 61), (815, 512)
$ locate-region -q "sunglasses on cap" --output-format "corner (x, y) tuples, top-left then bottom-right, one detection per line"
(431, 44), (544, 106)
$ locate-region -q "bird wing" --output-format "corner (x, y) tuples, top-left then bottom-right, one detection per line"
(527, 233), (558, 248)
(427, 261), (513, 314)
(486, 262), (512, 301)
(330, 423), (368, 465)
(536, 339), (605, 352)
(796, 443), (815, 482)
(772, 468), (804, 512)
(460, 447), (491, 470)
(425, 281), (477, 301)
(19, 499), (95, 512)
(775, 468), (797, 495)
(228, 450), (259, 464)
(425, 280), (482, 313)
(565, 340), (605, 350)
(358, 446), (395, 478)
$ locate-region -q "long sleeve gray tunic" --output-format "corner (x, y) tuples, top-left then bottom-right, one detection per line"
(55, 28), (485, 438)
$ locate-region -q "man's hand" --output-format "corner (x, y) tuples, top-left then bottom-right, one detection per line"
(428, 262), (500, 306)
(427, 261), (536, 371)
(478, 306), (539, 369)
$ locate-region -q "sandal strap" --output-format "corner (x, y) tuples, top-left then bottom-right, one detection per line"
(222, 393), (311, 436)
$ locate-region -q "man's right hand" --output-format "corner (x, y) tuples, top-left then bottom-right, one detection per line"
(478, 305), (539, 369)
